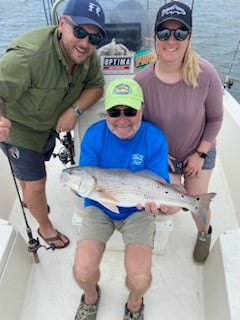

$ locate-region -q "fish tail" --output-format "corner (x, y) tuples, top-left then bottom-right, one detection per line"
(192, 192), (217, 224)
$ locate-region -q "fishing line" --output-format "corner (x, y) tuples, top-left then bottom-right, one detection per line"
(42, 0), (52, 25)
(191, 0), (195, 10)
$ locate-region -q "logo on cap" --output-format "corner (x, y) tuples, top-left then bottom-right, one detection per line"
(113, 84), (133, 96)
(161, 4), (187, 17)
(89, 2), (101, 17)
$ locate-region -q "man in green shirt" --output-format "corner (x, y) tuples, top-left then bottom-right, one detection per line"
(0, 0), (105, 248)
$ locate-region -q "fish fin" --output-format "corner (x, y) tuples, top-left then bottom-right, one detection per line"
(133, 170), (168, 184)
(95, 188), (118, 203)
(169, 183), (187, 194)
(192, 192), (217, 223)
(100, 202), (120, 214)
(99, 168), (168, 184)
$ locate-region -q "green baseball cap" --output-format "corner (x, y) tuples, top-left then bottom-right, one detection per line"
(104, 78), (144, 110)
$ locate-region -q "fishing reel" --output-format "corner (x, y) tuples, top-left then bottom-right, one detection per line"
(27, 237), (55, 253)
(53, 131), (75, 165)
(26, 227), (55, 263)
(223, 75), (234, 90)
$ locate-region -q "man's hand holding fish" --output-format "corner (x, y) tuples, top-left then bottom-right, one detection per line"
(141, 202), (180, 216)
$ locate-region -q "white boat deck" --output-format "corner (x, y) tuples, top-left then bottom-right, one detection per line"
(4, 147), (238, 320)
(1, 90), (240, 319)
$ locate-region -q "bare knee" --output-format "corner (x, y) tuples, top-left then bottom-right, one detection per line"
(73, 240), (104, 285)
(126, 271), (152, 291)
(125, 244), (152, 291)
(73, 258), (98, 281)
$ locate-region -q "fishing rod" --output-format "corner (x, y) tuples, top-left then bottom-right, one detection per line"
(223, 40), (240, 90)
(0, 105), (55, 264)
(5, 156), (56, 264)
(6, 131), (75, 261)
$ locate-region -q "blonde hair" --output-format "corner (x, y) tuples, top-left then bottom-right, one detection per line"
(182, 42), (201, 88)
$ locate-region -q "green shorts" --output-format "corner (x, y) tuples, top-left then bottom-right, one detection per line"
(79, 206), (156, 248)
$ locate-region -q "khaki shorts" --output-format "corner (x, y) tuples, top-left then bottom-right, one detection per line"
(78, 206), (156, 248)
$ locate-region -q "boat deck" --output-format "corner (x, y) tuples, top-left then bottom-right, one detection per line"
(6, 147), (238, 320)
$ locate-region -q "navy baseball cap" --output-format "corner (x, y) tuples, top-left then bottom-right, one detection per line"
(63, 0), (106, 37)
(155, 1), (192, 32)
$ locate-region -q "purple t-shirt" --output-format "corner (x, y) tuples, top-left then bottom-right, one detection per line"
(135, 58), (223, 160)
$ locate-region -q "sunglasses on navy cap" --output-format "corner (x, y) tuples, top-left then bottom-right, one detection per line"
(64, 17), (103, 46)
(156, 28), (190, 41)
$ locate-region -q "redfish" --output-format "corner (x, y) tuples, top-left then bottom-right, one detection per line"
(61, 166), (216, 223)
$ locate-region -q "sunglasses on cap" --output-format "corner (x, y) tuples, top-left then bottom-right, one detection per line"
(156, 28), (190, 41)
(107, 107), (138, 118)
(64, 17), (103, 46)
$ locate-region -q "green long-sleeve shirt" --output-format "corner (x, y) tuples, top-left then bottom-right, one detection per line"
(0, 26), (104, 152)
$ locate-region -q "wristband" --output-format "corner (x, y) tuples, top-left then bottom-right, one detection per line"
(196, 151), (207, 159)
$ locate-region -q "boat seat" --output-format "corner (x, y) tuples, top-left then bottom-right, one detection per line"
(0, 220), (16, 276)
(0, 220), (32, 320)
(203, 228), (240, 320)
(98, 22), (142, 52)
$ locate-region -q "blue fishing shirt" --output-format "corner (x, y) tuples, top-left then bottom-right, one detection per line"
(79, 119), (169, 220)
